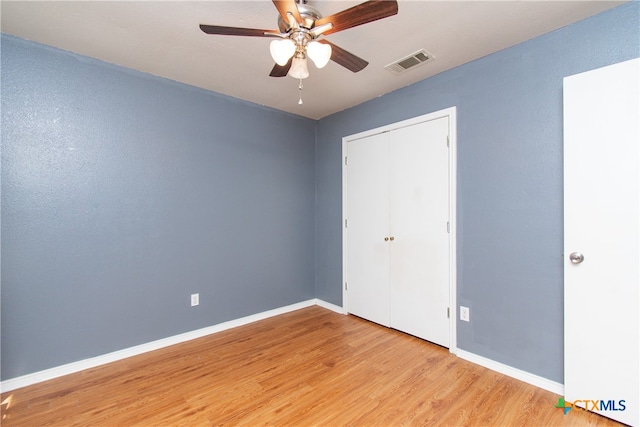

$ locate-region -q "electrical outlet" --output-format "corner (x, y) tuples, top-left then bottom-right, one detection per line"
(191, 293), (199, 307)
(460, 306), (470, 322)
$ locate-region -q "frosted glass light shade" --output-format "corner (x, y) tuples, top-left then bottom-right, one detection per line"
(288, 57), (309, 79)
(270, 39), (296, 66)
(306, 41), (332, 69)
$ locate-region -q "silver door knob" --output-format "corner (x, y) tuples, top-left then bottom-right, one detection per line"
(569, 252), (584, 264)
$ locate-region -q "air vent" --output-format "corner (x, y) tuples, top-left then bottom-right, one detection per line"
(385, 49), (434, 74)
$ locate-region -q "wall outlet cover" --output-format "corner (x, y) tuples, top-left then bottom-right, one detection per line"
(460, 306), (470, 322)
(191, 293), (199, 307)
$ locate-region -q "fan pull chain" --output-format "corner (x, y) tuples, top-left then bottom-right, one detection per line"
(298, 79), (303, 105)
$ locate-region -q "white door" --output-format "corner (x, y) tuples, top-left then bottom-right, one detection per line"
(564, 58), (639, 426)
(346, 131), (390, 326)
(346, 116), (451, 347)
(389, 118), (450, 347)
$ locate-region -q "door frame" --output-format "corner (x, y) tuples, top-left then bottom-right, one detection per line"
(341, 106), (458, 353)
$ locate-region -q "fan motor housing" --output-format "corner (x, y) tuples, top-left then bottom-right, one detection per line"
(277, 4), (322, 32)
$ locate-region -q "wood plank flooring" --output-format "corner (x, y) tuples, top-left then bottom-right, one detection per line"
(1, 306), (622, 426)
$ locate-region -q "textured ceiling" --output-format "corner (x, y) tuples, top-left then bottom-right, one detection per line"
(1, 0), (626, 119)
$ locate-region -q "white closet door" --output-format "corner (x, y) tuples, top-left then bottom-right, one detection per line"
(346, 132), (390, 326)
(389, 118), (450, 347)
(564, 58), (639, 426)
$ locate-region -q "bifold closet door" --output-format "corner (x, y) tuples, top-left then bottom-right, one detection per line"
(346, 131), (390, 326)
(346, 116), (451, 347)
(389, 118), (450, 347)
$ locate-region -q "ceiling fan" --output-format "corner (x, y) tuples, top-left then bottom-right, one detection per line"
(199, 0), (399, 103)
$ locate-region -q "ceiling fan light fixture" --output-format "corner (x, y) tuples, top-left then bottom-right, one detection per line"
(270, 39), (296, 66)
(200, 0), (400, 103)
(306, 41), (332, 69)
(288, 56), (310, 79)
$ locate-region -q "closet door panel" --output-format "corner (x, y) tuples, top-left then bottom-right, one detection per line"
(346, 132), (391, 326)
(389, 118), (450, 346)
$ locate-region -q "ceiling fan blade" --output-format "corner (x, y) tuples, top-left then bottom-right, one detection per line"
(272, 0), (302, 25)
(314, 0), (398, 36)
(199, 24), (280, 37)
(269, 57), (293, 77)
(319, 40), (368, 73)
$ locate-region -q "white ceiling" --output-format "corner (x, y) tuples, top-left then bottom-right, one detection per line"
(1, 0), (626, 119)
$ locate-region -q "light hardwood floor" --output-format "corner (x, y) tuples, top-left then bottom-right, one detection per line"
(1, 306), (622, 426)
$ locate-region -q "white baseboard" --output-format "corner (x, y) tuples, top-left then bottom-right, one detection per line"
(314, 298), (345, 314)
(456, 349), (564, 395)
(1, 299), (317, 393)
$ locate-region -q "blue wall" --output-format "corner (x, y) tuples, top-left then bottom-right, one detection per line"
(1, 35), (316, 380)
(2, 2), (639, 384)
(315, 2), (639, 383)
